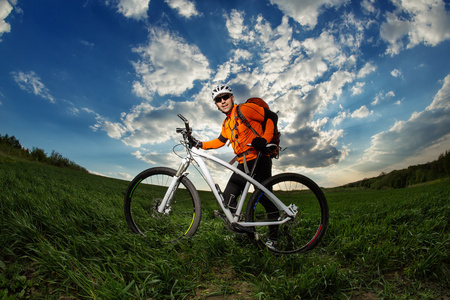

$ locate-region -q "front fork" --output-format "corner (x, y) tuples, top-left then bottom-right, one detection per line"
(157, 158), (190, 213)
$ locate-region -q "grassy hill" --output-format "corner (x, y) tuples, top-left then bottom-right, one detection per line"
(341, 150), (450, 190)
(0, 153), (449, 299)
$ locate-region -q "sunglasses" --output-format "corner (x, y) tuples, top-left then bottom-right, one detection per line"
(214, 94), (232, 103)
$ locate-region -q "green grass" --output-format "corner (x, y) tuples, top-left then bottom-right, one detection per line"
(0, 154), (449, 299)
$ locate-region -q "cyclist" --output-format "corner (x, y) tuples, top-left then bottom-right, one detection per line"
(189, 84), (279, 244)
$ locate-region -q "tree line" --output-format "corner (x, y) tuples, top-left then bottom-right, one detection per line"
(0, 133), (88, 173)
(342, 150), (450, 189)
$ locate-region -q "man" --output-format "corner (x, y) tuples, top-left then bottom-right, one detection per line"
(190, 84), (278, 217)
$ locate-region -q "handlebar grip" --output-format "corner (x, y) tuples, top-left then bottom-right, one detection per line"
(177, 114), (190, 132)
(177, 114), (187, 122)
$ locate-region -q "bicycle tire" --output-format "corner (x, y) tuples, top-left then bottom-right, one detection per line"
(245, 173), (328, 254)
(124, 167), (201, 243)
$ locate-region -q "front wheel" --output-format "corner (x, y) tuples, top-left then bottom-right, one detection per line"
(245, 173), (328, 254)
(124, 167), (201, 243)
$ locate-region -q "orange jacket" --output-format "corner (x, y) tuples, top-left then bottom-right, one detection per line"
(202, 103), (275, 163)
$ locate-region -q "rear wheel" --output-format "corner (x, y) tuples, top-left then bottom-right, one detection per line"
(124, 167), (201, 243)
(245, 173), (328, 254)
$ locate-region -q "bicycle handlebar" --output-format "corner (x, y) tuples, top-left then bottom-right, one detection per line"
(176, 114), (194, 148)
(177, 114), (190, 133)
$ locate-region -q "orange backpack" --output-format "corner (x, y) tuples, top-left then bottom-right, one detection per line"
(236, 98), (281, 158)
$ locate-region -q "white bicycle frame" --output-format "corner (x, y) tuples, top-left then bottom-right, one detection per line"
(157, 146), (297, 228)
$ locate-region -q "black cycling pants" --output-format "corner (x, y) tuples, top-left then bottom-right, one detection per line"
(223, 155), (272, 210)
(223, 156), (279, 239)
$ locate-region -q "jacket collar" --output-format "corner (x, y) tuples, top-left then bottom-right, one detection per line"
(225, 104), (237, 117)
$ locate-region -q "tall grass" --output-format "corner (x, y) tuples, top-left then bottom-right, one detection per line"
(1, 154), (448, 299)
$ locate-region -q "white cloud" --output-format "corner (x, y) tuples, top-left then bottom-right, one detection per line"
(108, 171), (133, 180)
(394, 98), (403, 105)
(301, 31), (345, 66)
(386, 91), (395, 97)
(270, 0), (349, 29)
(116, 0), (149, 20)
(223, 12), (354, 100)
(276, 71), (354, 167)
(357, 62), (376, 78)
(213, 61), (232, 83)
(80, 40), (95, 49)
(132, 150), (178, 167)
(361, 0), (377, 15)
(90, 84), (222, 149)
(132, 27), (211, 97)
(0, 0), (13, 41)
(351, 105), (371, 118)
(225, 9), (253, 43)
(371, 90), (395, 105)
(332, 105), (372, 126)
(165, 0), (200, 18)
(380, 0), (450, 56)
(351, 81), (365, 95)
(428, 75), (450, 110)
(355, 74), (450, 173)
(390, 68), (402, 78)
(96, 119), (127, 139)
(11, 71), (55, 103)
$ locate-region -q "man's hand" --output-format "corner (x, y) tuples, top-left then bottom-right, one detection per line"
(251, 137), (268, 151)
(188, 136), (203, 148)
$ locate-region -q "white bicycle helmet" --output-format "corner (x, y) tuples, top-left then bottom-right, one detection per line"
(211, 84), (233, 101)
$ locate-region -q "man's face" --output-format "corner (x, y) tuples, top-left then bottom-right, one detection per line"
(214, 94), (234, 114)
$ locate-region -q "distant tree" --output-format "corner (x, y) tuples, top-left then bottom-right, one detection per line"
(49, 150), (68, 167)
(414, 169), (426, 184)
(444, 150), (450, 176)
(31, 147), (47, 162)
(0, 134), (22, 149)
(1, 132), (89, 173)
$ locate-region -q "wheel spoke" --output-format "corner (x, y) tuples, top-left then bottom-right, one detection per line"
(124, 167), (201, 243)
(246, 173), (328, 254)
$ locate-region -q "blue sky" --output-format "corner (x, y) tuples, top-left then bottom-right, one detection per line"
(1, 0), (449, 188)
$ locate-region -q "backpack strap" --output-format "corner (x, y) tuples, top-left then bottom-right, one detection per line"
(236, 105), (261, 138)
(228, 150), (251, 173)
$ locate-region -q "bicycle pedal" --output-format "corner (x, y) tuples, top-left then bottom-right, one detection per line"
(214, 210), (226, 219)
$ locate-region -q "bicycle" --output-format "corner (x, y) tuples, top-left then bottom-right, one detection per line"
(124, 114), (329, 254)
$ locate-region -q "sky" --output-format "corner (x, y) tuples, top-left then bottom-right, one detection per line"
(1, 0), (450, 189)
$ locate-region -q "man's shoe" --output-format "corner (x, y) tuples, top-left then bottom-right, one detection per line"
(265, 239), (278, 251)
